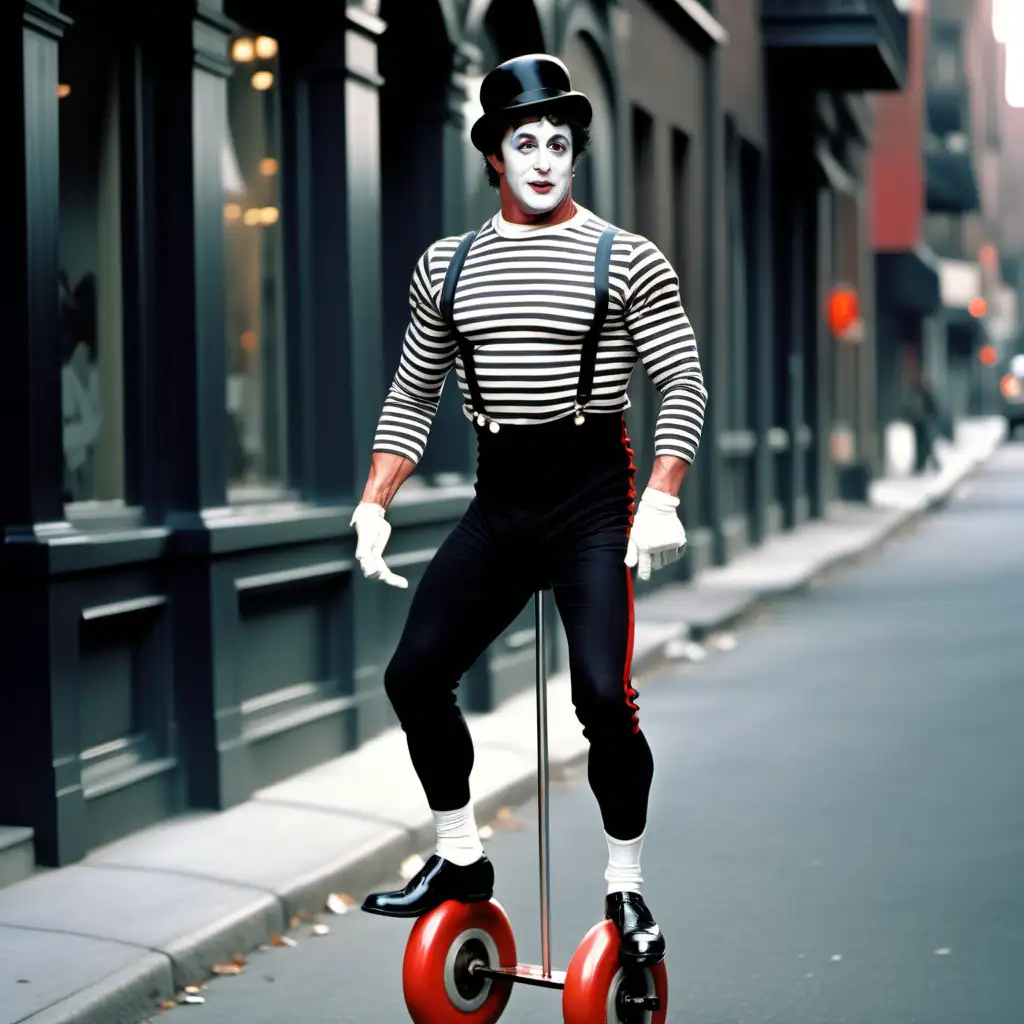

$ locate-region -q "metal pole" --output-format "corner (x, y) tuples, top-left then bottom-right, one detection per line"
(534, 589), (552, 978)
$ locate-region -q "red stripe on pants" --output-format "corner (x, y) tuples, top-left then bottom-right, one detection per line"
(621, 417), (640, 733)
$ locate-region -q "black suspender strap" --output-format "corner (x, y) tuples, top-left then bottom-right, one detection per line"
(439, 221), (619, 433)
(440, 229), (496, 430)
(573, 225), (619, 424)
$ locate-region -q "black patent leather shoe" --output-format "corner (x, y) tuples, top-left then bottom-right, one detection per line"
(361, 854), (494, 918)
(605, 891), (666, 967)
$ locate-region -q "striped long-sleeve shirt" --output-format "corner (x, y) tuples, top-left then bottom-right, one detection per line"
(372, 205), (708, 465)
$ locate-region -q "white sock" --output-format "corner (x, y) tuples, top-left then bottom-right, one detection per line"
(604, 831), (645, 895)
(433, 802), (485, 866)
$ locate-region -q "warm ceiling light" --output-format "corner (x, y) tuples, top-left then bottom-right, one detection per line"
(57, 83), (71, 99)
(259, 206), (280, 225)
(243, 208), (262, 226)
(251, 70), (274, 91)
(232, 37), (255, 62)
(254, 36), (279, 59)
(968, 296), (988, 318)
(979, 344), (997, 366)
(224, 202), (243, 222)
(258, 157), (279, 177)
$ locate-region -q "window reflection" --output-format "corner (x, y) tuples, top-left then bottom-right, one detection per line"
(224, 29), (286, 496)
(58, 7), (126, 506)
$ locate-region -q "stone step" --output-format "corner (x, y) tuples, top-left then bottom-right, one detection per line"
(0, 826), (35, 890)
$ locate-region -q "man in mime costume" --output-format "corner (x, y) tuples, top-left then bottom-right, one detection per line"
(350, 54), (707, 968)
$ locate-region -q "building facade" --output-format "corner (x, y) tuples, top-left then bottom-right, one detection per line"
(872, 0), (1017, 463)
(1, 0), (908, 873)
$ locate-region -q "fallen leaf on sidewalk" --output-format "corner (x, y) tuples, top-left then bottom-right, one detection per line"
(400, 853), (426, 880)
(157, 1000), (177, 1012)
(326, 892), (356, 914)
(211, 962), (245, 976)
(184, 985), (206, 994)
(270, 933), (298, 948)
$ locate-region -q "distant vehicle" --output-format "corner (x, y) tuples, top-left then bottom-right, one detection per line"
(999, 352), (1024, 437)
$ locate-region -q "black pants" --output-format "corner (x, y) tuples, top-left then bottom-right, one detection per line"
(384, 412), (654, 841)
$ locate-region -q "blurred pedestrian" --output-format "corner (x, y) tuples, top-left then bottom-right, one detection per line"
(907, 372), (945, 474)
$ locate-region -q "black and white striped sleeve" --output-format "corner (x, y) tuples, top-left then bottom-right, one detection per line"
(371, 243), (458, 464)
(624, 239), (708, 464)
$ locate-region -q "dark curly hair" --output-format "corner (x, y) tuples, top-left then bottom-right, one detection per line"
(479, 112), (591, 190)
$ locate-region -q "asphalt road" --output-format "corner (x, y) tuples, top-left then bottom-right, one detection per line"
(167, 444), (1024, 1024)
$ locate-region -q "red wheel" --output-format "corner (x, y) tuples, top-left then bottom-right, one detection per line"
(402, 899), (517, 1023)
(562, 920), (668, 1024)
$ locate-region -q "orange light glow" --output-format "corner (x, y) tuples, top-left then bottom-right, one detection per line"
(980, 244), (997, 267)
(232, 38), (255, 63)
(258, 157), (279, 177)
(240, 330), (258, 353)
(1001, 373), (1022, 397)
(979, 345), (997, 366)
(254, 36), (279, 59)
(251, 71), (274, 91)
(968, 297), (988, 318)
(828, 287), (859, 336)
(57, 84), (71, 99)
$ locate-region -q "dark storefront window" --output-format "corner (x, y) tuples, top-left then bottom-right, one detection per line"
(58, 12), (126, 508)
(224, 30), (287, 497)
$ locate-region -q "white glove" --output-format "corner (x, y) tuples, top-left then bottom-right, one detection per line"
(349, 502), (409, 589)
(625, 487), (687, 581)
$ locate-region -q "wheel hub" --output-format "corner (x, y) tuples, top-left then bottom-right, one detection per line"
(443, 928), (499, 1012)
(611, 967), (660, 1022)
(453, 939), (490, 1001)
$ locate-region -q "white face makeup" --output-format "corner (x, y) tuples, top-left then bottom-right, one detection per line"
(499, 117), (574, 215)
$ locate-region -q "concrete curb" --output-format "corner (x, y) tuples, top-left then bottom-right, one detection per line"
(24, 954), (174, 1024)
(17, 434), (1004, 1024)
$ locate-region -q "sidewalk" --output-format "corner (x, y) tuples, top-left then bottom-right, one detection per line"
(0, 419), (1005, 1024)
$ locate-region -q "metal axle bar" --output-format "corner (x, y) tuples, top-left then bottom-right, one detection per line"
(534, 589), (552, 979)
(473, 963), (566, 991)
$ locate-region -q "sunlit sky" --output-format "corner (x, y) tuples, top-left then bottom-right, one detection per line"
(993, 0), (1024, 107)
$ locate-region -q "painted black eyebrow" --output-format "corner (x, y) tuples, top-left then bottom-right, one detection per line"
(512, 130), (570, 145)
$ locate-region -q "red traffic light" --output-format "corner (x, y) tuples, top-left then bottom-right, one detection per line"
(828, 287), (859, 336)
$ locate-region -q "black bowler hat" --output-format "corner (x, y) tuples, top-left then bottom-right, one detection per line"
(470, 53), (593, 153)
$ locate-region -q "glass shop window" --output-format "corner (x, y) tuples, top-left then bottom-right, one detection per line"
(224, 29), (287, 497)
(58, 9), (126, 507)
